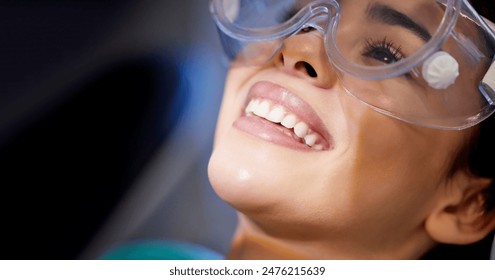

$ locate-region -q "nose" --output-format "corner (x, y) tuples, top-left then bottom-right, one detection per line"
(274, 30), (339, 89)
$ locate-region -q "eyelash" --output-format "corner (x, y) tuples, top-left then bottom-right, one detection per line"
(363, 38), (405, 64)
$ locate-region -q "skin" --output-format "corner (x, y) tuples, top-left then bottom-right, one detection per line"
(207, 1), (494, 259)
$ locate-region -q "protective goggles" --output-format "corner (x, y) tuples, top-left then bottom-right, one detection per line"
(210, 0), (495, 130)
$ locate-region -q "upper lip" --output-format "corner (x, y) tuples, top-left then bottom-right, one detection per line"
(243, 80), (332, 147)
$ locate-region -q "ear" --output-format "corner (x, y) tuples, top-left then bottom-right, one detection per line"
(425, 173), (495, 245)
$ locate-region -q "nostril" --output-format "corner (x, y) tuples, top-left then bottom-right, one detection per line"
(295, 61), (318, 78)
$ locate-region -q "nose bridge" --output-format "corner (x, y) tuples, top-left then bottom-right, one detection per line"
(301, 0), (339, 34)
(276, 30), (339, 89)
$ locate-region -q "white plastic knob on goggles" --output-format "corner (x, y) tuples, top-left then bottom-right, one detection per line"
(210, 0), (495, 130)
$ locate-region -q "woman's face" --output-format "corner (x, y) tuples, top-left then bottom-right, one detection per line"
(208, 0), (477, 252)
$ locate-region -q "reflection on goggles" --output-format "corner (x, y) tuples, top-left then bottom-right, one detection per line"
(210, 0), (495, 130)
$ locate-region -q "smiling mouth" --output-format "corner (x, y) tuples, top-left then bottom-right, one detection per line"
(244, 98), (325, 150)
(233, 81), (331, 152)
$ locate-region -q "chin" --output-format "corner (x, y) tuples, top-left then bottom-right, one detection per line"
(207, 129), (289, 213)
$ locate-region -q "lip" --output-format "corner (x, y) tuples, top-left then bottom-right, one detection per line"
(233, 81), (333, 151)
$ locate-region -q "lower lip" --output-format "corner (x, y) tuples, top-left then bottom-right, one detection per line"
(233, 115), (315, 151)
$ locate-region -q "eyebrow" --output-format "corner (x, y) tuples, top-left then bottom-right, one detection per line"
(366, 3), (432, 42)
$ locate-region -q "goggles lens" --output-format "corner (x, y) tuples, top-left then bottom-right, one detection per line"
(210, 0), (495, 129)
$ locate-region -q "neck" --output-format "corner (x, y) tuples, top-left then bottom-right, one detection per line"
(227, 214), (436, 259)
(227, 214), (311, 259)
(227, 231), (308, 260)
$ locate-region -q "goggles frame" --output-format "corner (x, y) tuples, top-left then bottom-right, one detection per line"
(210, 0), (495, 130)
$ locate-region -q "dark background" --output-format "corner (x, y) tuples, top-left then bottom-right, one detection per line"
(0, 0), (235, 259)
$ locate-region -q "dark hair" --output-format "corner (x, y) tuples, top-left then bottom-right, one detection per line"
(422, 0), (495, 259)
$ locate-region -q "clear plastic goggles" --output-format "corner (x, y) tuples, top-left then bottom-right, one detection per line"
(210, 0), (495, 130)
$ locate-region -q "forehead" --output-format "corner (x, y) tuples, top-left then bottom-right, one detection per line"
(293, 0), (486, 42)
(291, 0), (445, 26)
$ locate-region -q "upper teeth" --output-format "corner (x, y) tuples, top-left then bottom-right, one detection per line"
(245, 99), (323, 150)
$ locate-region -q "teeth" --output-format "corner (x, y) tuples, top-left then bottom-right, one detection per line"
(254, 100), (270, 118)
(245, 100), (255, 114)
(266, 106), (285, 123)
(244, 98), (324, 151)
(281, 114), (297, 129)
(245, 99), (259, 114)
(313, 144), (323, 151)
(304, 134), (317, 146)
(294, 122), (309, 138)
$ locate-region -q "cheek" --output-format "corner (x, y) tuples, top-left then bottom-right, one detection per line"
(340, 92), (449, 188)
(325, 95), (458, 227)
(212, 68), (257, 146)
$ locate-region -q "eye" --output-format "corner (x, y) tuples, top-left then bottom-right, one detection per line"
(363, 38), (404, 64)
